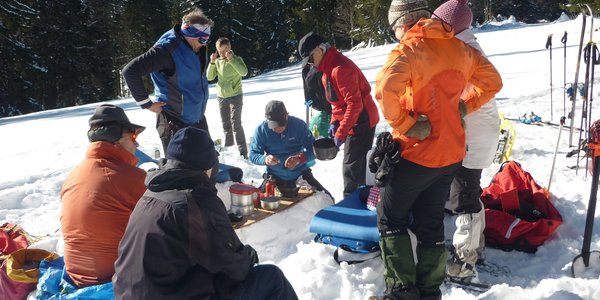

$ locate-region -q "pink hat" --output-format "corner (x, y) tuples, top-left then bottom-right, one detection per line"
(432, 0), (472, 34)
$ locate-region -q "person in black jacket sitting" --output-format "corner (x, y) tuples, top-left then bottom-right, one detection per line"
(113, 127), (298, 300)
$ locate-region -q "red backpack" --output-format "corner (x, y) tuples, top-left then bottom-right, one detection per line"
(481, 161), (563, 253)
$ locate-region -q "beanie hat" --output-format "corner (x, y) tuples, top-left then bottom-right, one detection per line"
(432, 0), (473, 34)
(166, 127), (218, 171)
(388, 0), (430, 27)
(87, 104), (145, 143)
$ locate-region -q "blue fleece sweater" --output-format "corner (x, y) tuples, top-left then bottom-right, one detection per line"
(249, 116), (316, 181)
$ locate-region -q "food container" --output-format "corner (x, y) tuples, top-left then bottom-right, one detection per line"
(229, 183), (259, 207)
(230, 204), (254, 216)
(261, 196), (280, 210)
(313, 138), (338, 160)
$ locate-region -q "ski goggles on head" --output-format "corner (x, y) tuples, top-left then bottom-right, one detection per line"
(181, 23), (211, 43)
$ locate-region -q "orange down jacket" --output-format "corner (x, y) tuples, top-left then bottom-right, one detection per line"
(60, 141), (146, 287)
(375, 19), (503, 168)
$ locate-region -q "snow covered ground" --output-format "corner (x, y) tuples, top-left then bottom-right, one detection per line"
(2, 15), (600, 299)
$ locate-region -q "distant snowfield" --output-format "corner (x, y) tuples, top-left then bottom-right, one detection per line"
(2, 15), (600, 299)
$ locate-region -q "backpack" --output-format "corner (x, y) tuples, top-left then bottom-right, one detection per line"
(480, 161), (563, 253)
(302, 65), (332, 113)
(0, 248), (59, 300)
(1, 223), (30, 258)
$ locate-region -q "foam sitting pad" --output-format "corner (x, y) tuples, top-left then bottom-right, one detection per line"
(309, 187), (380, 252)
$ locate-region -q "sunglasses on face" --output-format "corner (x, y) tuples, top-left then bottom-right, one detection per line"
(123, 126), (140, 143)
(198, 37), (209, 45)
(307, 48), (318, 65)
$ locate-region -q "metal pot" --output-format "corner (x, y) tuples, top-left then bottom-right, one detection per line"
(261, 196), (280, 210)
(229, 183), (259, 207)
(230, 204), (254, 216)
(313, 138), (338, 161)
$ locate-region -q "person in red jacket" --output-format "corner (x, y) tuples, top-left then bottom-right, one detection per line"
(298, 32), (380, 196)
(60, 104), (147, 288)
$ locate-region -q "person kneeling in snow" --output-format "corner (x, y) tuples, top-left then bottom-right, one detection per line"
(113, 127), (298, 300)
(60, 104), (147, 288)
(249, 100), (331, 198)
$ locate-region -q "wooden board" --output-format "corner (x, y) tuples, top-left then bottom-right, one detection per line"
(233, 187), (314, 229)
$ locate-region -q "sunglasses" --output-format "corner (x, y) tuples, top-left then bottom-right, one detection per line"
(123, 126), (140, 143)
(307, 48), (319, 65)
(198, 37), (209, 45)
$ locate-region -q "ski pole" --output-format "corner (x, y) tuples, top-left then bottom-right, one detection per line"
(569, 11), (588, 147)
(562, 31), (568, 117)
(576, 42), (594, 175)
(547, 34), (554, 121)
(548, 116), (565, 192)
(582, 140), (600, 267)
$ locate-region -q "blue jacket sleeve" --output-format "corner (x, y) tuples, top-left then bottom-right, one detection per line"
(249, 125), (267, 166)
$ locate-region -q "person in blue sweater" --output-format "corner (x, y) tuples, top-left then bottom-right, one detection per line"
(249, 100), (330, 198)
(122, 8), (213, 153)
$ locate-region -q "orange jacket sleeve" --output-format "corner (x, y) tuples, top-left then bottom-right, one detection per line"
(375, 52), (418, 135)
(462, 53), (503, 113)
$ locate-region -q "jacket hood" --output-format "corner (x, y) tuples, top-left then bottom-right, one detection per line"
(146, 160), (214, 192)
(401, 18), (454, 44)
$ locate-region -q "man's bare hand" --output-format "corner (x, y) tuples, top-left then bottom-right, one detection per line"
(265, 155), (279, 166)
(148, 102), (166, 113)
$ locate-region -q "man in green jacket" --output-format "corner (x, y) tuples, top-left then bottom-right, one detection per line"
(208, 37), (249, 158)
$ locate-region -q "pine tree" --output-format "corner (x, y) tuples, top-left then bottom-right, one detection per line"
(0, 0), (42, 116)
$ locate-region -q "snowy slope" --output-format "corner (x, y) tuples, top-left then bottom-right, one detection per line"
(1, 15), (600, 299)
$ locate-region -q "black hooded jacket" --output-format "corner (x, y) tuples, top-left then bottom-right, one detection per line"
(113, 160), (255, 300)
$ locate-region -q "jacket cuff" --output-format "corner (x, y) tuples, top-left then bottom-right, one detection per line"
(137, 98), (153, 109)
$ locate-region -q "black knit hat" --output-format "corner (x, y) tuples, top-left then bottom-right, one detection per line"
(265, 100), (288, 129)
(87, 104), (145, 142)
(298, 32), (324, 67)
(166, 127), (219, 171)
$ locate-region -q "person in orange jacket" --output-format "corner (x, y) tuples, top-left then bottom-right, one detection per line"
(373, 0), (503, 298)
(60, 104), (147, 288)
(298, 32), (380, 196)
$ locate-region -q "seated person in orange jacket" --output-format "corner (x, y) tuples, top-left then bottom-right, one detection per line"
(60, 104), (147, 287)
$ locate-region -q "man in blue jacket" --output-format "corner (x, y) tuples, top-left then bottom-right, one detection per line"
(249, 100), (330, 198)
(122, 8), (213, 153)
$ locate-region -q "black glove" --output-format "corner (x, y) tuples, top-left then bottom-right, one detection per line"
(369, 132), (401, 173)
(246, 245), (259, 266)
(374, 154), (394, 187)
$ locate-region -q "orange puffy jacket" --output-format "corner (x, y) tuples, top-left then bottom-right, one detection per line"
(375, 19), (502, 168)
(60, 141), (146, 287)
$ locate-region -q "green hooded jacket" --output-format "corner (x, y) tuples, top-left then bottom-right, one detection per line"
(207, 55), (248, 98)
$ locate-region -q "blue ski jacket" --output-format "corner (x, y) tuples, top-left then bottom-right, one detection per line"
(123, 25), (209, 125)
(249, 116), (316, 181)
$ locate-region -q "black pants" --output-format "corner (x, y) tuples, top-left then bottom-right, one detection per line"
(378, 158), (461, 245)
(342, 126), (376, 196)
(156, 112), (218, 182)
(229, 265), (298, 300)
(156, 111), (210, 153)
(218, 95), (248, 157)
(449, 166), (483, 214)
